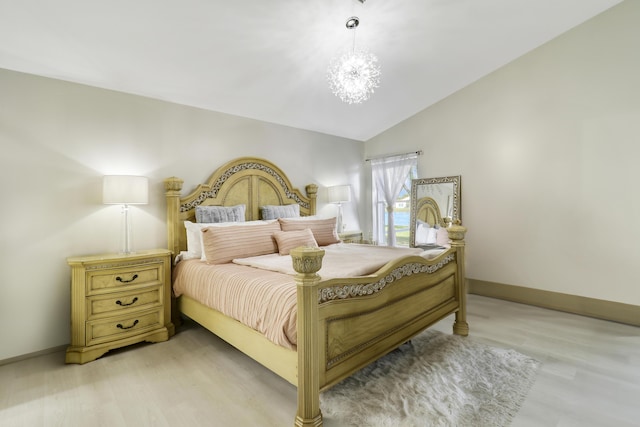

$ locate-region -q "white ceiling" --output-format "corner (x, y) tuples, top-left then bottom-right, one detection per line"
(0, 0), (622, 141)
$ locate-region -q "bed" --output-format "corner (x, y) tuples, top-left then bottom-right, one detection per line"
(164, 157), (468, 426)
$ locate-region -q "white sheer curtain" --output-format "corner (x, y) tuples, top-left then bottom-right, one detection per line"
(371, 153), (418, 246)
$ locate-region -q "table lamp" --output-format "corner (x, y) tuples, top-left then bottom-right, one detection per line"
(103, 175), (149, 254)
(327, 184), (351, 233)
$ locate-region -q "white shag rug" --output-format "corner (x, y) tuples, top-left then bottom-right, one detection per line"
(320, 330), (540, 427)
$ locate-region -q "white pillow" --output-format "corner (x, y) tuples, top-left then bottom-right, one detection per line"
(415, 222), (437, 245)
(415, 223), (429, 245)
(426, 227), (438, 245)
(436, 227), (450, 247)
(183, 221), (210, 260)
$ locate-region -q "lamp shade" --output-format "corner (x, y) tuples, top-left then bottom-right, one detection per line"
(327, 185), (351, 204)
(103, 175), (149, 205)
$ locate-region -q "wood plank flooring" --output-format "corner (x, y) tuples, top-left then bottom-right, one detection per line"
(1, 295), (639, 426)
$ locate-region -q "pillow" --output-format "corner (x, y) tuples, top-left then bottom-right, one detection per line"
(415, 222), (437, 245)
(183, 221), (210, 259)
(273, 229), (318, 255)
(260, 204), (300, 220)
(201, 220), (280, 264)
(415, 222), (430, 245)
(436, 227), (450, 247)
(278, 217), (340, 246)
(184, 220), (277, 261)
(426, 227), (438, 245)
(195, 204), (246, 223)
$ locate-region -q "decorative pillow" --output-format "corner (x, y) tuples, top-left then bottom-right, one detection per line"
(260, 204), (300, 220)
(273, 229), (318, 255)
(185, 220), (277, 261)
(195, 204), (246, 223)
(278, 217), (340, 246)
(201, 220), (280, 264)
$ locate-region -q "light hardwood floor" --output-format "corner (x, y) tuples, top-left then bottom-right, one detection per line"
(1, 295), (639, 426)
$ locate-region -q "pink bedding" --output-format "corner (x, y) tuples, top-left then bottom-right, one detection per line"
(173, 260), (299, 349)
(173, 244), (447, 350)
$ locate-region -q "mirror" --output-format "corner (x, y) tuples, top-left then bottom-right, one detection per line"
(409, 176), (461, 247)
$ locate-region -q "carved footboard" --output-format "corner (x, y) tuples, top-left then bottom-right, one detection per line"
(318, 253), (459, 388)
(291, 223), (468, 427)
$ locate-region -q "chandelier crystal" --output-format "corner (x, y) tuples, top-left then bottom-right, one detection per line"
(328, 49), (381, 104)
(327, 13), (381, 104)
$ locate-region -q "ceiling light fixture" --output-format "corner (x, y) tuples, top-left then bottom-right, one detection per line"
(327, 0), (381, 104)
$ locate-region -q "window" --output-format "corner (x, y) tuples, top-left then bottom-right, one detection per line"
(370, 153), (419, 246)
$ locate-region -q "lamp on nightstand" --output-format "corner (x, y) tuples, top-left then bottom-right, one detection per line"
(327, 184), (351, 233)
(103, 175), (149, 254)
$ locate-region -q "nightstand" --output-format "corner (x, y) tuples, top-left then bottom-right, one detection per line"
(339, 230), (364, 244)
(65, 249), (174, 364)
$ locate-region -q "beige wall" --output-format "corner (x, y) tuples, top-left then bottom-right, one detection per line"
(365, 1), (640, 306)
(0, 69), (363, 361)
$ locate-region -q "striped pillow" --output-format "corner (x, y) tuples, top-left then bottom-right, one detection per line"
(201, 221), (280, 264)
(273, 229), (318, 255)
(278, 217), (340, 246)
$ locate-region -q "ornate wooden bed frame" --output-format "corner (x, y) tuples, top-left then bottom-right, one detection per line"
(164, 157), (468, 427)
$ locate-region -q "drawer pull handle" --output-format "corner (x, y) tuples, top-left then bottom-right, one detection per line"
(116, 274), (138, 283)
(116, 297), (138, 307)
(116, 320), (139, 330)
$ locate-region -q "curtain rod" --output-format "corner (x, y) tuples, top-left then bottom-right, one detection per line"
(365, 150), (423, 162)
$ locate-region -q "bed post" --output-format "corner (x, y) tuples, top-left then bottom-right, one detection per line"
(291, 246), (325, 427)
(164, 177), (184, 257)
(448, 221), (469, 336)
(306, 184), (318, 215)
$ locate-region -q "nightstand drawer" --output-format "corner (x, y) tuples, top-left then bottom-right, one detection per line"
(86, 309), (163, 346)
(87, 286), (162, 318)
(66, 249), (173, 364)
(87, 264), (161, 293)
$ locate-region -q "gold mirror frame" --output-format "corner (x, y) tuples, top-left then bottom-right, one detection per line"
(409, 176), (461, 247)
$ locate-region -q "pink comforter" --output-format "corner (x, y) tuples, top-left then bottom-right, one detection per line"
(173, 244), (445, 350)
(173, 261), (299, 349)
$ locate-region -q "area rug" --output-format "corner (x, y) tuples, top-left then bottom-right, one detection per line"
(320, 330), (540, 427)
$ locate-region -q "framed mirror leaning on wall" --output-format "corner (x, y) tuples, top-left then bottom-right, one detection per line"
(409, 176), (461, 248)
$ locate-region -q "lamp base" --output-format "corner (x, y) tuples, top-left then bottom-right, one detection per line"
(121, 204), (134, 255)
(336, 203), (344, 233)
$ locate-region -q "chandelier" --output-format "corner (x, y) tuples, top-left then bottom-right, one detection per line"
(327, 11), (381, 104)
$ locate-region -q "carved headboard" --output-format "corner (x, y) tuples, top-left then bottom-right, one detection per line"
(415, 197), (445, 228)
(164, 157), (318, 257)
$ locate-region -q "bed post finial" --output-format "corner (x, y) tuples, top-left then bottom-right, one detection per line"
(291, 246), (325, 427)
(448, 222), (469, 336)
(164, 177), (184, 257)
(306, 184), (318, 216)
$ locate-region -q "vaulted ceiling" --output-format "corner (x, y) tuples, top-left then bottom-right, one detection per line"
(0, 0), (622, 141)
